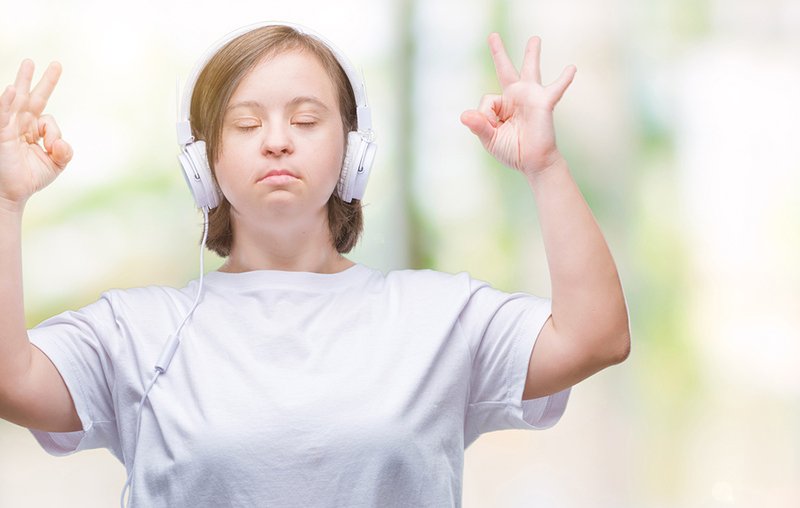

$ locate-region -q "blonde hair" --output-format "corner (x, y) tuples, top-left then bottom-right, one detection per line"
(189, 25), (363, 257)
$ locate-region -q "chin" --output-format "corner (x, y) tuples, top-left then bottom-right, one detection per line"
(258, 192), (332, 218)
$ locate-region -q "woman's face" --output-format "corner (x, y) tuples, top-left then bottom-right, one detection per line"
(214, 49), (345, 227)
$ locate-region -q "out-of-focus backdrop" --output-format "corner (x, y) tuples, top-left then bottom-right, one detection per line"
(1, 0), (798, 506)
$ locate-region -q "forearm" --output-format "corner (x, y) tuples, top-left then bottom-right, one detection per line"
(527, 157), (629, 355)
(0, 203), (33, 391)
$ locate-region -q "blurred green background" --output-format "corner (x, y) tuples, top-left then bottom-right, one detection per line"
(1, 0), (798, 506)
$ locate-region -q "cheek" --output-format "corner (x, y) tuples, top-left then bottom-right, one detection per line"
(213, 136), (249, 183)
(313, 132), (346, 180)
(211, 152), (240, 197)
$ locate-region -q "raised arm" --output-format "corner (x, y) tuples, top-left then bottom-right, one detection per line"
(461, 34), (630, 400)
(0, 59), (81, 432)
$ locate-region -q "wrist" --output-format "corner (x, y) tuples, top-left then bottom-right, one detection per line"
(524, 154), (569, 185)
(0, 196), (26, 218)
(521, 149), (566, 177)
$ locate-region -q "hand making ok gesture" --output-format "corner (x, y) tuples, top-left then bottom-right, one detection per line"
(0, 60), (73, 211)
(460, 34), (576, 177)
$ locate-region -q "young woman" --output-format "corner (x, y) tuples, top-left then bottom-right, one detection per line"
(0, 23), (629, 507)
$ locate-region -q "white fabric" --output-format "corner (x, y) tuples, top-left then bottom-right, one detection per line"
(27, 264), (569, 507)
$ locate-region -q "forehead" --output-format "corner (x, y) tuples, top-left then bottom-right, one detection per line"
(229, 49), (339, 105)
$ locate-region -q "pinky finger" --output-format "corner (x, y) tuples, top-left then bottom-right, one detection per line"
(548, 65), (577, 105)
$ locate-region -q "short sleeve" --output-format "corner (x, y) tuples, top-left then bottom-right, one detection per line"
(26, 294), (122, 459)
(460, 278), (570, 448)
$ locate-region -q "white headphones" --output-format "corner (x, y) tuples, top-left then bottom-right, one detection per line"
(176, 21), (377, 208)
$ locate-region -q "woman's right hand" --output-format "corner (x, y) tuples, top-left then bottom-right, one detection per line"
(0, 59), (73, 213)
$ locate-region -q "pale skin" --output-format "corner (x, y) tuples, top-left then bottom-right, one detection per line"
(0, 60), (81, 432)
(460, 34), (630, 399)
(213, 50), (353, 275)
(0, 33), (628, 435)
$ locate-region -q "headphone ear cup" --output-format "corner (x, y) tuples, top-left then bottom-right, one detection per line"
(178, 140), (221, 209)
(336, 132), (358, 203)
(337, 131), (376, 203)
(351, 140), (376, 201)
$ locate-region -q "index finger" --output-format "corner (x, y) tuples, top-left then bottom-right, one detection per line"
(29, 61), (62, 116)
(488, 33), (519, 89)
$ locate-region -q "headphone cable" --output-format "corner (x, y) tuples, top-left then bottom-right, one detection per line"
(120, 206), (210, 508)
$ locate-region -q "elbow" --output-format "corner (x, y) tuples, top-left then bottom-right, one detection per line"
(604, 312), (631, 365)
(585, 332), (629, 374)
(603, 305), (631, 366)
(589, 323), (630, 369)
(608, 329), (631, 365)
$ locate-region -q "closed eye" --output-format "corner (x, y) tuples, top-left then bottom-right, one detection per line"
(292, 113), (320, 128)
(228, 115), (261, 132)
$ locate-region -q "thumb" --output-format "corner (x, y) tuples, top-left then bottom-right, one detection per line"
(460, 110), (495, 146)
(50, 138), (73, 170)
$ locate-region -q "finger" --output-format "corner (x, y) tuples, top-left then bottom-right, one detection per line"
(36, 114), (73, 169)
(0, 86), (16, 130)
(29, 61), (62, 116)
(38, 114), (61, 153)
(548, 65), (577, 105)
(520, 36), (542, 83)
(477, 94), (502, 127)
(13, 59), (35, 95)
(0, 85), (15, 110)
(50, 138), (73, 170)
(460, 109), (495, 146)
(488, 33), (519, 89)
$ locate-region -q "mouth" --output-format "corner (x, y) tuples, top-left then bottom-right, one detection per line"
(257, 169), (300, 185)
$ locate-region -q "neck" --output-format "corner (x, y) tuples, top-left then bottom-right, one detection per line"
(219, 212), (353, 274)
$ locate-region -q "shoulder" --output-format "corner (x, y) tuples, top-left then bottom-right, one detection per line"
(362, 267), (501, 315)
(377, 266), (475, 293)
(96, 281), (199, 317)
(380, 266), (470, 285)
(103, 281), (195, 301)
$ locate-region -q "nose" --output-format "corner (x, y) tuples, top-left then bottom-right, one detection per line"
(260, 121), (293, 156)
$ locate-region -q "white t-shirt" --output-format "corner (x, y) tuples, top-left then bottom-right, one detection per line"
(27, 264), (569, 507)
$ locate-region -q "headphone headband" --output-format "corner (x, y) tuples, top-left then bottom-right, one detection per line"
(176, 21), (373, 147)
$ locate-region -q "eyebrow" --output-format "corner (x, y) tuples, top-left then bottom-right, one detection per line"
(225, 96), (331, 113)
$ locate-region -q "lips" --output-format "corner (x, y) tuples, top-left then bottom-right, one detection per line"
(257, 169), (299, 183)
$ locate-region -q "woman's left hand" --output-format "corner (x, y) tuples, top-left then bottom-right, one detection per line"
(460, 34), (576, 178)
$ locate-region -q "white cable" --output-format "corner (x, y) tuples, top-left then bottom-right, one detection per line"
(120, 371), (160, 507)
(120, 207), (210, 508)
